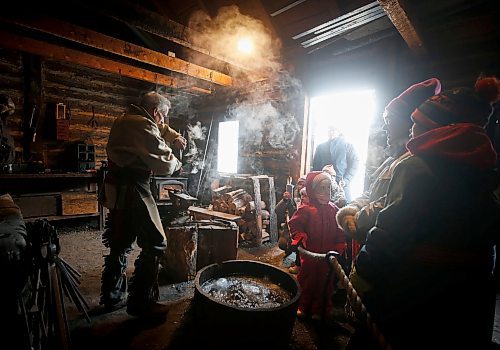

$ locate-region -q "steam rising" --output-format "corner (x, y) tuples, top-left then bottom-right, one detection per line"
(226, 70), (303, 156)
(187, 5), (304, 175)
(188, 5), (281, 74)
(184, 121), (208, 174)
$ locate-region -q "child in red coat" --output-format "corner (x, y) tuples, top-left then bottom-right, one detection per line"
(289, 171), (347, 320)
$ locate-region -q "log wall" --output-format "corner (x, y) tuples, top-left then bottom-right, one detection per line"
(1, 47), (302, 202)
(0, 47), (198, 171)
(40, 60), (155, 170)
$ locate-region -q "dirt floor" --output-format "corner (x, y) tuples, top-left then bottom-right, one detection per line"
(57, 224), (354, 350)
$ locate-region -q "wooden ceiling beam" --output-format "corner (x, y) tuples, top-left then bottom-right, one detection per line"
(101, 6), (251, 72)
(2, 17), (233, 87)
(377, 0), (426, 56)
(0, 29), (212, 94)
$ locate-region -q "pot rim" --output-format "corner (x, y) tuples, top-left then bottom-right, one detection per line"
(195, 259), (301, 312)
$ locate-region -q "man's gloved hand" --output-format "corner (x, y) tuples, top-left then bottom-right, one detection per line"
(336, 205), (359, 238)
(173, 136), (187, 150)
(343, 215), (357, 236)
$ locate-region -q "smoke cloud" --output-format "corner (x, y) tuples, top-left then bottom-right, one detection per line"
(188, 5), (281, 75)
(184, 121), (208, 174)
(187, 5), (305, 175)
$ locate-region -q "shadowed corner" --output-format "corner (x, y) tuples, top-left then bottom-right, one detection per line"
(70, 304), (172, 350)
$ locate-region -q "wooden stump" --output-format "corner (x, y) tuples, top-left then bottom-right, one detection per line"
(163, 220), (239, 282)
(196, 222), (238, 271)
(164, 225), (198, 282)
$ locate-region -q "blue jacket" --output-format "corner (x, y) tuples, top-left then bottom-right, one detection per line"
(312, 136), (359, 184)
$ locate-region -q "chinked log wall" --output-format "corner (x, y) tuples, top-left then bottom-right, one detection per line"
(42, 59), (154, 169)
(0, 47), (157, 170)
(1, 47), (303, 200)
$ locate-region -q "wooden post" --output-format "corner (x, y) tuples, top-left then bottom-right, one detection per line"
(251, 176), (263, 245)
(268, 176), (278, 243)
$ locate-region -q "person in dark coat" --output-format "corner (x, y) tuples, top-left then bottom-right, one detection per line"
(349, 77), (500, 349)
(312, 126), (359, 201)
(99, 91), (186, 317)
(337, 78), (441, 261)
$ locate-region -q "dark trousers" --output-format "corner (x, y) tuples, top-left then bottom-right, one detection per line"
(100, 201), (166, 307)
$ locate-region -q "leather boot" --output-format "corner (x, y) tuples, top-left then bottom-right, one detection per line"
(100, 251), (128, 309)
(127, 251), (168, 317)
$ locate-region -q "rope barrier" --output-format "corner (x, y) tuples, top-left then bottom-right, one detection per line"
(297, 246), (392, 350)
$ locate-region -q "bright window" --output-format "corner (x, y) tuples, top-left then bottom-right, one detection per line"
(217, 121), (239, 173)
(309, 90), (376, 198)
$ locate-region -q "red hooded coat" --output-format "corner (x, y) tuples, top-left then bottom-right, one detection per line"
(289, 171), (347, 316)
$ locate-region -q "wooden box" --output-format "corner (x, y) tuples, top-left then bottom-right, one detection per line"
(61, 192), (98, 215)
(13, 193), (59, 218)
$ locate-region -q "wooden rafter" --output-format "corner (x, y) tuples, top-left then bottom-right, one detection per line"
(94, 0), (252, 72)
(2, 17), (233, 87)
(0, 29), (212, 94)
(378, 0), (426, 56)
(103, 10), (252, 73)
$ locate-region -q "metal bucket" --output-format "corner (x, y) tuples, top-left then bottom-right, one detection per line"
(194, 260), (300, 348)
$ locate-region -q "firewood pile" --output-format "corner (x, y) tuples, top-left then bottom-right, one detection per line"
(211, 186), (270, 245)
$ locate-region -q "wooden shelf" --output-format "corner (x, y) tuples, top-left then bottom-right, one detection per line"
(24, 213), (100, 223)
(0, 172), (97, 179)
(4, 172), (104, 229)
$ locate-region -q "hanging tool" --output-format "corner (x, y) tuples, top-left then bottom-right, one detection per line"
(178, 129), (186, 162)
(29, 105), (38, 143)
(196, 113), (214, 199)
(87, 106), (98, 129)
